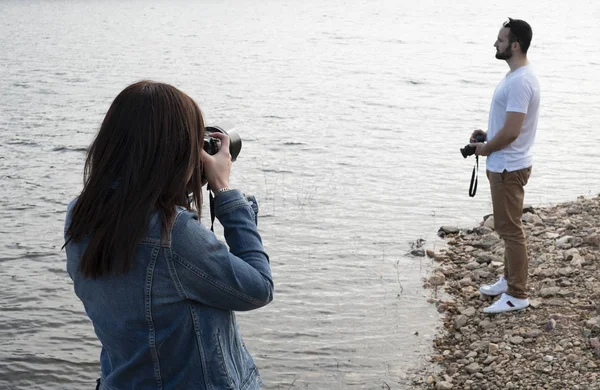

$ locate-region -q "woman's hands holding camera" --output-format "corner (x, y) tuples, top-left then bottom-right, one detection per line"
(201, 132), (232, 191)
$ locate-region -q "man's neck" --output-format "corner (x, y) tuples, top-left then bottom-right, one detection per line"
(506, 56), (529, 73)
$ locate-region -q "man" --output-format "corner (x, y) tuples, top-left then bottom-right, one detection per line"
(470, 18), (540, 314)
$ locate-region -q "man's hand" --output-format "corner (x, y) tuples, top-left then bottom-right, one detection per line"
(472, 142), (490, 156)
(470, 129), (487, 143)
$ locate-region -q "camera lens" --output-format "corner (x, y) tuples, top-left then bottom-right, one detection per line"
(204, 124), (242, 162)
(460, 145), (475, 158)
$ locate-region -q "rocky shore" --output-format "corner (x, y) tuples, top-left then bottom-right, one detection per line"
(416, 195), (600, 390)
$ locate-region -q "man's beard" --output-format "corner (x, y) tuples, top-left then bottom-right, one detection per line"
(495, 46), (512, 60)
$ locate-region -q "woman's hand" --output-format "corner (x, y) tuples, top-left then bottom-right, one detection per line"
(201, 132), (231, 190)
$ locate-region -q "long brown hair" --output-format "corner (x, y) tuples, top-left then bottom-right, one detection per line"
(66, 81), (205, 279)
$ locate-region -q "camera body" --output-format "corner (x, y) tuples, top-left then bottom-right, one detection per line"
(203, 121), (242, 162)
(460, 134), (485, 158)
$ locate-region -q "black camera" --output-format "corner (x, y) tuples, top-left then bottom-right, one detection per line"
(460, 134), (485, 158)
(204, 122), (242, 162)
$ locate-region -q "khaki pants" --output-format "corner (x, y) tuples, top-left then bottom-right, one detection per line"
(487, 167), (532, 299)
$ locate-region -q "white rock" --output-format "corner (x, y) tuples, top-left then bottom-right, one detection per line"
(556, 235), (573, 247)
(483, 216), (495, 230)
(529, 299), (543, 309)
(585, 316), (600, 330)
(488, 343), (499, 354)
(570, 255), (585, 267)
(522, 212), (535, 223)
(531, 215), (544, 225)
(558, 267), (574, 276)
(562, 248), (580, 260)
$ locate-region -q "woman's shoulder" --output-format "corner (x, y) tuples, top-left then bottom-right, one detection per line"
(66, 197), (78, 212)
(64, 197), (79, 228)
(169, 207), (215, 247)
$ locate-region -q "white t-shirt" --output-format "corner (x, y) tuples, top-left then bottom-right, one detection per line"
(486, 64), (540, 173)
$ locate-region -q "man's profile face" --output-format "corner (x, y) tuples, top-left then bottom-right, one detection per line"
(494, 27), (513, 60)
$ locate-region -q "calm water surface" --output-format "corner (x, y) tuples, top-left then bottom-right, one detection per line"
(1, 0), (599, 389)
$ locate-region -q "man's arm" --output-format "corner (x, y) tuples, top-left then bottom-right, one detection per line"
(475, 111), (525, 156)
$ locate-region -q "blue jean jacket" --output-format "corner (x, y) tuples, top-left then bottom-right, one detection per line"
(65, 190), (274, 390)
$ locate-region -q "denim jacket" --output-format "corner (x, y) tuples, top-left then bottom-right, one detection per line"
(65, 190), (274, 390)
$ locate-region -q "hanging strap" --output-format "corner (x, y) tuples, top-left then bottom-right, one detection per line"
(469, 155), (478, 197)
(207, 186), (259, 230)
(208, 184), (216, 232)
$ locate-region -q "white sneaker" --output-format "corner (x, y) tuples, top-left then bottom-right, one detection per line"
(483, 293), (529, 314)
(479, 276), (508, 296)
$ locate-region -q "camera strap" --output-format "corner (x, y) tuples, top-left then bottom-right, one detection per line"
(469, 156), (478, 197)
(208, 185), (216, 232)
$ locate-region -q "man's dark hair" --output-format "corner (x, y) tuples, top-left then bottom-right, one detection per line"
(503, 17), (533, 54)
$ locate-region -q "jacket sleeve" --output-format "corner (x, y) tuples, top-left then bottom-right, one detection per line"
(169, 190), (274, 311)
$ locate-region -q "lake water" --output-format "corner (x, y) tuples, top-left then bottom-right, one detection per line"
(1, 0), (599, 389)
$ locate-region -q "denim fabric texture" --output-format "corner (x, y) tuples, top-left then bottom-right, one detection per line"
(65, 190), (273, 390)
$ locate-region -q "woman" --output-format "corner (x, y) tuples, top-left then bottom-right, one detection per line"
(64, 81), (274, 389)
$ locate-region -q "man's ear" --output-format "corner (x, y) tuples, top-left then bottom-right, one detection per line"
(512, 41), (521, 52)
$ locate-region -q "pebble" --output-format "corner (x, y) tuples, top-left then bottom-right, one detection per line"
(509, 336), (524, 345)
(556, 235), (574, 246)
(529, 299), (543, 308)
(460, 307), (477, 317)
(465, 261), (480, 270)
(479, 319), (493, 329)
(436, 381), (453, 390)
(429, 273), (446, 286)
(483, 356), (497, 365)
(522, 329), (542, 338)
(446, 364), (459, 376)
(585, 316), (600, 330)
(439, 226), (460, 235)
(540, 287), (561, 297)
(465, 362), (480, 373)
(454, 315), (468, 330)
(483, 216), (495, 230)
(545, 318), (557, 331)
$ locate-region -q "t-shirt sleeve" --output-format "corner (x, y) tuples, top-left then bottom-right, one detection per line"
(506, 76), (533, 114)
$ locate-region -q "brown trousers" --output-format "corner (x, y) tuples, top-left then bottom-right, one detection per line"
(487, 167), (532, 299)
